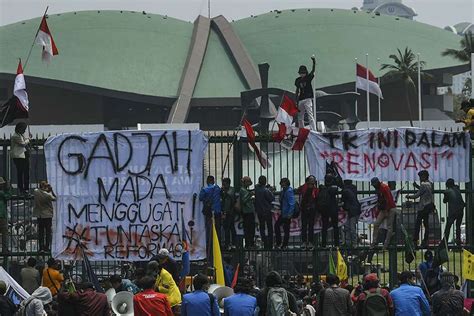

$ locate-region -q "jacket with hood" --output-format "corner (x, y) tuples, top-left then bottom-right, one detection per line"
(21, 286), (52, 316)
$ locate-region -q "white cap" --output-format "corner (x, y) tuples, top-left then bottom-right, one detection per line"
(158, 248), (170, 258)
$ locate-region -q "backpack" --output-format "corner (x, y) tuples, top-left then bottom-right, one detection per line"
(15, 298), (33, 316)
(316, 186), (330, 211)
(363, 288), (388, 316)
(266, 287), (292, 316)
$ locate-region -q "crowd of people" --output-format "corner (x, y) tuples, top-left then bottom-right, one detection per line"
(199, 167), (466, 252)
(2, 250), (473, 315)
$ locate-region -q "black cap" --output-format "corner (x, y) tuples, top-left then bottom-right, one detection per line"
(298, 65), (308, 74)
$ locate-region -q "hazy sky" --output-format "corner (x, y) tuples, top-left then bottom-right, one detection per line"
(0, 0), (472, 28)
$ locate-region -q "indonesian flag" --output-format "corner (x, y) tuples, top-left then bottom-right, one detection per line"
(14, 60), (29, 111)
(275, 94), (298, 126)
(240, 118), (271, 169)
(35, 16), (59, 62)
(280, 126), (310, 151)
(356, 63), (383, 99)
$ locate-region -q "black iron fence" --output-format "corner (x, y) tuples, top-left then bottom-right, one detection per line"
(0, 131), (473, 293)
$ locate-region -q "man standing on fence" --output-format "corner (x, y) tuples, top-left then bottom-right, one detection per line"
(0, 177), (11, 254)
(275, 178), (295, 250)
(295, 56), (317, 129)
(240, 176), (256, 249)
(298, 176), (318, 250)
(221, 177), (238, 250)
(319, 174), (340, 248)
(341, 180), (361, 246)
(407, 170), (435, 248)
(34, 180), (56, 253)
(255, 176), (275, 250)
(443, 178), (465, 245)
(370, 177), (397, 250)
(199, 175), (222, 253)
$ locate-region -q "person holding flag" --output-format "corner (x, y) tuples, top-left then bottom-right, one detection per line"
(295, 56), (316, 130)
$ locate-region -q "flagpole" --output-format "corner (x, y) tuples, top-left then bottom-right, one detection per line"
(313, 54), (317, 131)
(377, 58), (381, 127)
(354, 58), (358, 119)
(417, 53), (422, 127)
(366, 53), (370, 129)
(23, 6), (49, 71)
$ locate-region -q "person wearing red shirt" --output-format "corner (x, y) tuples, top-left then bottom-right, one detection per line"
(134, 276), (173, 316)
(370, 177), (397, 249)
(356, 273), (394, 316)
(297, 175), (319, 250)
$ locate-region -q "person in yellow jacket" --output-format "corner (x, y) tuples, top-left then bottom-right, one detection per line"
(154, 264), (182, 307)
(457, 99), (474, 136)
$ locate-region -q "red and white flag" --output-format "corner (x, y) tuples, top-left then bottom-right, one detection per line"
(356, 63), (383, 99)
(240, 118), (271, 169)
(14, 60), (29, 111)
(35, 16), (59, 62)
(275, 94), (298, 126)
(280, 126), (310, 151)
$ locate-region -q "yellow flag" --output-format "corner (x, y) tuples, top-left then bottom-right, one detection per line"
(463, 249), (474, 281)
(337, 249), (348, 281)
(212, 217), (225, 285)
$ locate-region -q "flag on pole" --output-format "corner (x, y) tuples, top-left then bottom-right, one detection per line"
(433, 238), (449, 268)
(400, 224), (416, 264)
(356, 63), (383, 99)
(336, 249), (348, 281)
(14, 60), (29, 111)
(35, 15), (59, 62)
(275, 94), (299, 126)
(463, 249), (474, 281)
(231, 263), (240, 288)
(329, 251), (336, 275)
(81, 247), (104, 293)
(1, 60), (29, 127)
(240, 118), (271, 169)
(212, 217), (225, 285)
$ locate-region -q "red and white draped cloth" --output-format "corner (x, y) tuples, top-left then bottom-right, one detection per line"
(273, 94), (310, 150)
(35, 16), (59, 62)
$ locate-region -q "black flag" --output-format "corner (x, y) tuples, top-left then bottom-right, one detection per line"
(0, 97), (28, 127)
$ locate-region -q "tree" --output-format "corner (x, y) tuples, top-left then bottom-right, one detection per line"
(442, 32), (473, 66)
(380, 47), (429, 127)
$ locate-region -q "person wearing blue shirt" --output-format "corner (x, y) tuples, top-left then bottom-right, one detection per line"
(418, 250), (433, 281)
(182, 274), (220, 316)
(390, 271), (430, 316)
(275, 178), (295, 250)
(224, 278), (257, 316)
(199, 175), (222, 253)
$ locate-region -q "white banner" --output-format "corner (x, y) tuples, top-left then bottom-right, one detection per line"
(235, 190), (399, 235)
(45, 130), (208, 261)
(0, 266), (30, 304)
(305, 128), (470, 182)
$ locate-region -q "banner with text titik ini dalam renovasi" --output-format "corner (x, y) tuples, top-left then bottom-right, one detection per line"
(305, 128), (470, 182)
(45, 130), (208, 261)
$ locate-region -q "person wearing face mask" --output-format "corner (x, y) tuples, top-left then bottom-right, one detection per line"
(390, 271), (430, 316)
(295, 56), (317, 130)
